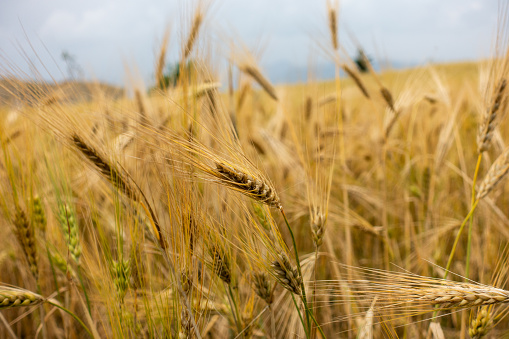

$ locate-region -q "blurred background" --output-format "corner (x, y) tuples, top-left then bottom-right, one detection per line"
(0, 0), (499, 86)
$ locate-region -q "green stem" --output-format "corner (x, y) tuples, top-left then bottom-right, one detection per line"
(281, 209), (326, 339)
(465, 154), (482, 280)
(431, 195), (480, 321)
(227, 284), (243, 337)
(443, 200), (479, 280)
(291, 293), (309, 339)
(47, 300), (93, 337)
(76, 265), (91, 315)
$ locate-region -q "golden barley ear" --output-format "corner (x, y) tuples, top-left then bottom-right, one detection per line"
(209, 245), (231, 285)
(71, 133), (166, 249)
(252, 271), (273, 305)
(215, 162), (281, 208)
(476, 147), (509, 200)
(271, 252), (302, 295)
(477, 78), (507, 153)
(327, 0), (339, 50)
(182, 6), (204, 62)
(342, 64), (370, 99)
(13, 208), (38, 280)
(239, 62), (278, 101)
(71, 133), (136, 198)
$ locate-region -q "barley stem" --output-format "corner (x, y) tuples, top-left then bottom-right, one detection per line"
(281, 209), (326, 339)
(46, 300), (93, 337)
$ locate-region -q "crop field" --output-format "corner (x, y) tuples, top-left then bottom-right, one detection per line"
(1, 2), (509, 339)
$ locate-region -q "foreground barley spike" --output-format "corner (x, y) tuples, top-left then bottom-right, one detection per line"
(57, 203), (82, 264)
(319, 265), (509, 315)
(252, 271), (273, 304)
(469, 308), (492, 339)
(271, 252), (302, 295)
(13, 208), (38, 280)
(215, 162), (281, 208)
(0, 286), (44, 309)
(476, 146), (509, 200)
(478, 78), (507, 153)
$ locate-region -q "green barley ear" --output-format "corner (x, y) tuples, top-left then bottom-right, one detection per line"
(48, 247), (71, 276)
(0, 287), (44, 309)
(32, 196), (46, 232)
(57, 203), (82, 264)
(252, 203), (270, 231)
(13, 208), (38, 280)
(111, 259), (130, 302)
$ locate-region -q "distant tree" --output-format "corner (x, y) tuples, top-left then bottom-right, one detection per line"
(153, 60), (197, 91)
(354, 48), (370, 73)
(61, 51), (83, 81)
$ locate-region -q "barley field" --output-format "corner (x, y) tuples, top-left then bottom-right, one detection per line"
(2, 2), (509, 339)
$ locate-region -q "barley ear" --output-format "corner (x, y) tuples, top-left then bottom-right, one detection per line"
(252, 271), (273, 304)
(271, 252), (302, 295)
(0, 287), (44, 309)
(476, 147), (509, 200)
(13, 208), (38, 280)
(469, 308), (492, 339)
(215, 162), (281, 208)
(477, 79), (507, 153)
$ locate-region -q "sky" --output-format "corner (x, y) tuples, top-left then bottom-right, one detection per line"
(0, 0), (502, 86)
